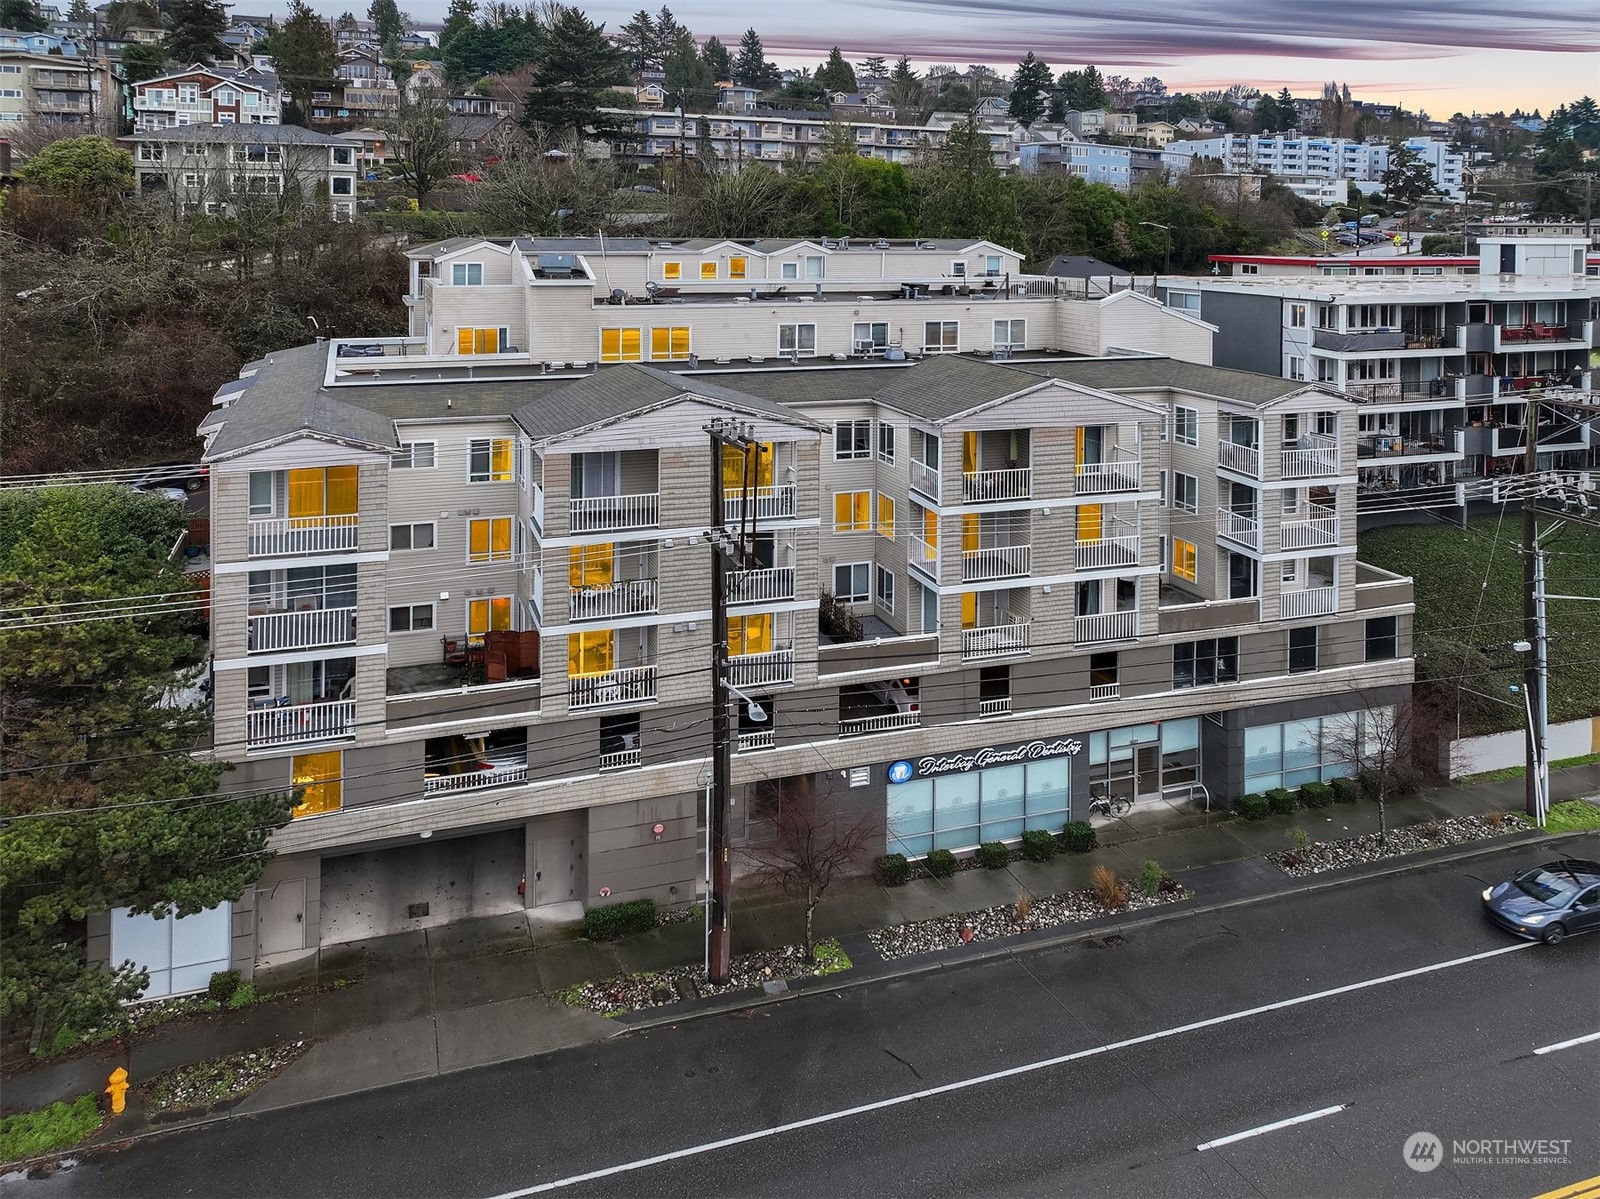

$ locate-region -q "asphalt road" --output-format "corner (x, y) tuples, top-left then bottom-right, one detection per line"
(12, 837), (1600, 1199)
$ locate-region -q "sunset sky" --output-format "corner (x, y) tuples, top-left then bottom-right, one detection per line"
(392, 0), (1600, 118)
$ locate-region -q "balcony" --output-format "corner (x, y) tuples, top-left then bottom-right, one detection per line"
(1074, 451), (1141, 495)
(568, 665), (656, 711)
(726, 567), (795, 605)
(727, 647), (794, 689)
(247, 607), (357, 652)
(569, 493), (659, 534)
(248, 515), (359, 556)
(961, 621), (1031, 661)
(1218, 441), (1261, 477)
(1090, 682), (1121, 701)
(598, 748), (642, 771)
(1281, 434), (1340, 479)
(910, 460), (940, 499)
(1074, 525), (1140, 571)
(1074, 610), (1137, 645)
(961, 544), (1031, 582)
(1279, 586), (1338, 620)
(978, 696), (1011, 718)
(245, 699), (356, 749)
(839, 710), (921, 737)
(1215, 508), (1260, 550)
(737, 729), (775, 752)
(723, 485), (796, 523)
(962, 467), (1032, 504)
(1281, 506), (1339, 550)
(1312, 329), (1407, 353)
(423, 757), (529, 793)
(569, 580), (658, 621)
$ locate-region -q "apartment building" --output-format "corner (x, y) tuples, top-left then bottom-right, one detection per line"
(1160, 237), (1600, 522)
(0, 45), (119, 135)
(131, 235), (1416, 981)
(131, 64), (282, 131)
(122, 124), (360, 217)
(1165, 133), (1467, 201)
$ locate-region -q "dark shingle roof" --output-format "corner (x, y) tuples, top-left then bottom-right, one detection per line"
(205, 343), (397, 459)
(1043, 254), (1131, 279)
(1024, 357), (1306, 404)
(869, 354), (1048, 420)
(120, 124), (348, 146)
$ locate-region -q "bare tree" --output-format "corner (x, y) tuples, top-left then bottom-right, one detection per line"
(467, 135), (620, 234)
(741, 775), (880, 960)
(384, 83), (456, 205)
(1319, 696), (1453, 847)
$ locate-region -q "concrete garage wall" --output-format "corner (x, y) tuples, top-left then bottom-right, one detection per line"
(586, 791), (700, 907)
(1450, 717), (1598, 778)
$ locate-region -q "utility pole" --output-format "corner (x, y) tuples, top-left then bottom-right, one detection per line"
(703, 417), (760, 984)
(1520, 394), (1541, 820)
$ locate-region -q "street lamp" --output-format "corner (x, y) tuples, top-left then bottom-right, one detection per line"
(1139, 221), (1172, 274)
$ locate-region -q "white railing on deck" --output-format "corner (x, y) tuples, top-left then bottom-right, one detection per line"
(723, 485), (796, 522)
(1074, 610), (1138, 644)
(1075, 451), (1141, 494)
(962, 621), (1031, 660)
(568, 665), (657, 710)
(961, 544), (1031, 582)
(726, 567), (795, 605)
(569, 493), (659, 533)
(962, 467), (1032, 503)
(1218, 441), (1261, 476)
(423, 761), (528, 793)
(1281, 434), (1340, 478)
(726, 647), (794, 688)
(1074, 533), (1140, 570)
(248, 515), (359, 556)
(1279, 586), (1338, 619)
(1216, 508), (1260, 549)
(569, 579), (657, 620)
(246, 699), (355, 748)
(839, 710), (921, 737)
(1281, 507), (1339, 549)
(247, 607), (356, 652)
(910, 460), (940, 497)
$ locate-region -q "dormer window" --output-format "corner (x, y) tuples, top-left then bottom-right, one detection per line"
(451, 262), (483, 286)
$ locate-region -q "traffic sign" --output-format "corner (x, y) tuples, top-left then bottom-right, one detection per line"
(1320, 228), (1330, 240)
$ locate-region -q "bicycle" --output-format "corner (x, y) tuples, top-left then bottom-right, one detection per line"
(1088, 783), (1132, 819)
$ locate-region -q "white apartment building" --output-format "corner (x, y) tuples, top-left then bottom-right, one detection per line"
(1160, 237), (1600, 522)
(1165, 133), (1467, 202)
(131, 64), (282, 131)
(135, 235), (1414, 981)
(122, 124), (360, 218)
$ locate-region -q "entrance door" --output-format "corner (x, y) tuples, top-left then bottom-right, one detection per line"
(1134, 743), (1162, 800)
(257, 877), (306, 954)
(529, 813), (584, 908)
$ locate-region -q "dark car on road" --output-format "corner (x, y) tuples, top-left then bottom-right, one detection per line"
(135, 462), (208, 493)
(1483, 859), (1600, 944)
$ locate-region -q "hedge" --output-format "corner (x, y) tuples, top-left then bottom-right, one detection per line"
(583, 898), (657, 940)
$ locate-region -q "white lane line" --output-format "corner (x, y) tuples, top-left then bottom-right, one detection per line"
(485, 942), (1533, 1198)
(1534, 1030), (1600, 1055)
(1196, 1104), (1347, 1151)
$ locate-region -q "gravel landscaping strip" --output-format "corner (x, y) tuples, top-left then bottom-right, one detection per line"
(146, 1042), (310, 1115)
(561, 939), (851, 1016)
(1268, 813), (1531, 877)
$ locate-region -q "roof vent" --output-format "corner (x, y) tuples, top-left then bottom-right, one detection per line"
(872, 239), (889, 249)
(658, 241), (672, 248)
(920, 241), (937, 250)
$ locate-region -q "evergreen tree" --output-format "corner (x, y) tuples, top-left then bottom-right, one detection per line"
(334, 10), (358, 35)
(67, 0), (92, 23)
(814, 46), (856, 93)
(616, 9), (657, 74)
(653, 5), (687, 61)
(1008, 51), (1051, 129)
(731, 27), (778, 91)
(163, 0), (227, 65)
(885, 54), (922, 121)
(120, 42), (167, 85)
(1276, 87), (1297, 131)
(701, 34), (730, 83)
(1254, 92), (1281, 133)
(1079, 65), (1107, 109)
(440, 0), (476, 49)
(663, 32), (714, 111)
(519, 8), (631, 145)
(367, 0), (404, 52)
(857, 55), (886, 81)
(444, 14), (541, 84)
(273, 0), (338, 124)
(0, 0), (47, 32)
(918, 115), (1020, 245)
(1055, 68), (1083, 110)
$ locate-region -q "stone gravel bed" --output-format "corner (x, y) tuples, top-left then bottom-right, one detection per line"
(868, 885), (1190, 961)
(146, 1041), (310, 1114)
(1268, 813), (1530, 877)
(562, 940), (851, 1016)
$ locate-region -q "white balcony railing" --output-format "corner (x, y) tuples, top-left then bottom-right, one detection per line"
(839, 709), (921, 737)
(726, 567), (795, 605)
(737, 729), (775, 752)
(1218, 441), (1261, 476)
(245, 699), (356, 748)
(569, 492), (659, 533)
(909, 460), (941, 498)
(723, 485), (796, 523)
(1281, 434), (1340, 479)
(1281, 507), (1339, 549)
(598, 748), (642, 771)
(531, 564), (545, 620)
(569, 579), (658, 621)
(1090, 682), (1121, 702)
(962, 467), (1032, 503)
(423, 761), (529, 793)
(1074, 609), (1138, 645)
(907, 536), (939, 577)
(247, 606), (357, 652)
(1216, 508), (1261, 549)
(978, 696), (1012, 718)
(727, 647), (794, 688)
(1075, 454), (1141, 495)
(248, 515), (359, 556)
(961, 544), (1031, 582)
(568, 665), (657, 710)
(1279, 586), (1338, 620)
(961, 621), (1031, 660)
(1074, 533), (1140, 571)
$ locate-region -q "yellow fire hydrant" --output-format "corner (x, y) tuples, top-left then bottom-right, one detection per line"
(105, 1067), (129, 1115)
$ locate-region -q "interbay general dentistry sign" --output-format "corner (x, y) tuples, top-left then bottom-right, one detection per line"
(888, 737), (1083, 783)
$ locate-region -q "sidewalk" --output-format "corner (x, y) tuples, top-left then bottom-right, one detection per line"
(5, 766), (1597, 1133)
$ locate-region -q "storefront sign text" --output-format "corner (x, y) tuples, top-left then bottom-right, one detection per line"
(908, 738), (1082, 780)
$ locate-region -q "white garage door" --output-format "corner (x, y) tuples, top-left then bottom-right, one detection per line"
(110, 903), (233, 999)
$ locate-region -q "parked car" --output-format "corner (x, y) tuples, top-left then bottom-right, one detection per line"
(1335, 234), (1359, 246)
(135, 462), (207, 493)
(1482, 859), (1600, 944)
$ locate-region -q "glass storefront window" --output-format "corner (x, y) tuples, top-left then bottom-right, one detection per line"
(1024, 758), (1069, 830)
(887, 778), (933, 857)
(982, 764), (1026, 841)
(1244, 713), (1368, 792)
(932, 774), (981, 850)
(886, 753), (1075, 857)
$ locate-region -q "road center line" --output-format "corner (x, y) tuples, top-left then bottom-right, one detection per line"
(486, 942), (1534, 1198)
(1534, 1030), (1600, 1055)
(1195, 1104), (1347, 1151)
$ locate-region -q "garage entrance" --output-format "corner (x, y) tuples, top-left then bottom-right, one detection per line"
(319, 827), (524, 944)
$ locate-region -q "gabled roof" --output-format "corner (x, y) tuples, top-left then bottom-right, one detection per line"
(512, 363), (823, 445)
(1044, 254), (1130, 279)
(204, 344), (397, 459)
(869, 355), (1049, 422)
(119, 124), (346, 146)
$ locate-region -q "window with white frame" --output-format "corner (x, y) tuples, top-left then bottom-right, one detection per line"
(923, 321), (958, 353)
(468, 437), (513, 483)
(1287, 356), (1306, 381)
(877, 421), (895, 464)
(852, 321), (888, 354)
(394, 441), (436, 468)
(1166, 291), (1200, 313)
(875, 566), (895, 613)
(778, 323), (817, 356)
(950, 260), (966, 277)
(451, 262), (483, 286)
(1238, 264), (1259, 275)
(780, 260), (799, 279)
(833, 562), (870, 602)
(993, 318), (1025, 349)
(834, 419), (871, 460)
(1173, 406), (1199, 445)
(804, 255), (825, 278)
(1172, 472), (1198, 513)
(388, 603), (435, 633)
(331, 177), (353, 195)
(389, 522), (436, 551)
(1288, 303), (1307, 327)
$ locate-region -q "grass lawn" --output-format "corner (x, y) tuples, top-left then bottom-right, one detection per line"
(1359, 517), (1600, 731)
(0, 1095), (102, 1164)
(1544, 799), (1600, 833)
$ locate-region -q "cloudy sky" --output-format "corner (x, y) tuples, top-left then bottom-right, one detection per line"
(379, 0), (1597, 116)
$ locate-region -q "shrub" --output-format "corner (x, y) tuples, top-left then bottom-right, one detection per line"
(1287, 827), (1310, 851)
(1020, 829), (1057, 861)
(1483, 810), (1505, 829)
(1299, 781), (1333, 808)
(583, 898), (657, 940)
(925, 848), (957, 878)
(0, 1094), (103, 1163)
(1266, 788), (1297, 815)
(876, 853), (911, 887)
(1012, 895), (1032, 927)
(1330, 776), (1359, 804)
(207, 970), (241, 1004)
(1236, 792), (1270, 820)
(226, 982), (256, 1010)
(1061, 820), (1097, 852)
(1089, 864), (1127, 910)
(1137, 859), (1169, 894)
(978, 841), (1011, 869)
